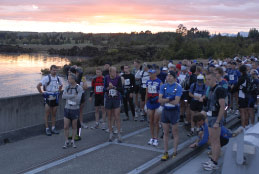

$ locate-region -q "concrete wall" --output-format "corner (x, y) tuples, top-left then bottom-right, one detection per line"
(0, 88), (95, 144)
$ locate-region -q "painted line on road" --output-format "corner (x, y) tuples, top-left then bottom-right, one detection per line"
(24, 127), (149, 174)
(127, 136), (197, 174)
(113, 142), (164, 153)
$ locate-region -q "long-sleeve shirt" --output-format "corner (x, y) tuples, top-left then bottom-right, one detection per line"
(62, 84), (83, 109)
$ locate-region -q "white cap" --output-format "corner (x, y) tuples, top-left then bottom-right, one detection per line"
(168, 63), (175, 68)
(197, 74), (204, 80)
(162, 67), (168, 71)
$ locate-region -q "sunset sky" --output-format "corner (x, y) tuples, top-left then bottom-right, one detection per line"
(0, 0), (259, 34)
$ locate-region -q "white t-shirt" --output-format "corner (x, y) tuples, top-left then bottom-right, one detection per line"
(41, 75), (62, 92)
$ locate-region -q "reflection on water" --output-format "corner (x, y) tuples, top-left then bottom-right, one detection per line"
(0, 54), (70, 98)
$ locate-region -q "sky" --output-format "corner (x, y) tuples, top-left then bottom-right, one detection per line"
(0, 0), (259, 34)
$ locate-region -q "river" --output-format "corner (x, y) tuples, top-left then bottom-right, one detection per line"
(0, 53), (70, 98)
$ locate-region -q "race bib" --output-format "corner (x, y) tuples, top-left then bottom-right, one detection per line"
(178, 74), (186, 83)
(229, 75), (234, 81)
(68, 100), (76, 105)
(109, 89), (117, 97)
(96, 86), (104, 93)
(125, 79), (130, 86)
(148, 85), (157, 94)
(194, 93), (202, 98)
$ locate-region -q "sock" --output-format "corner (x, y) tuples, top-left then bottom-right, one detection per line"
(52, 126), (55, 130)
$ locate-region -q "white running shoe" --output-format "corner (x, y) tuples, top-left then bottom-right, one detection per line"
(101, 123), (106, 130)
(148, 138), (154, 145)
(203, 162), (219, 171)
(152, 139), (158, 146)
(81, 123), (88, 129)
(113, 127), (118, 134)
(202, 160), (213, 166)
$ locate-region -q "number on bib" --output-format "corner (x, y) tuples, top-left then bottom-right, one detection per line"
(229, 75), (234, 81)
(96, 86), (103, 93)
(109, 89), (117, 97)
(148, 85), (157, 94)
(125, 79), (130, 86)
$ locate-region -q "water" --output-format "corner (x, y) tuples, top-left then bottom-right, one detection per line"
(0, 53), (70, 98)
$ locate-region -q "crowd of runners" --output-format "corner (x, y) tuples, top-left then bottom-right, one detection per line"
(37, 56), (259, 171)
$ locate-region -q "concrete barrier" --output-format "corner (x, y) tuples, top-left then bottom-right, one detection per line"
(0, 88), (95, 144)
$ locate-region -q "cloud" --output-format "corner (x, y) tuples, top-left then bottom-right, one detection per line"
(0, 0), (258, 33)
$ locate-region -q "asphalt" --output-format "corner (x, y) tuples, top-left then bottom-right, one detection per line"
(0, 113), (240, 174)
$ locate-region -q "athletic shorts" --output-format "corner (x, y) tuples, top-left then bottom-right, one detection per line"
(207, 117), (223, 128)
(146, 101), (160, 110)
(95, 94), (104, 107)
(105, 97), (120, 109)
(220, 136), (229, 147)
(238, 97), (249, 108)
(248, 97), (256, 108)
(161, 108), (179, 125)
(181, 91), (190, 101)
(80, 92), (86, 104)
(140, 87), (146, 102)
(64, 108), (79, 120)
(135, 85), (141, 94)
(44, 99), (58, 107)
(190, 100), (203, 112)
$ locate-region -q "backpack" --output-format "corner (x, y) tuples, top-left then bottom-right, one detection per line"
(181, 74), (190, 90)
(242, 75), (254, 94)
(43, 74), (60, 91)
(67, 84), (79, 94)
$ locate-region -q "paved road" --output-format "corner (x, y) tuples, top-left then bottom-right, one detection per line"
(0, 113), (193, 174)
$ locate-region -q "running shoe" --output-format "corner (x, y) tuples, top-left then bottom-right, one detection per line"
(62, 141), (70, 149)
(161, 152), (169, 161)
(51, 128), (59, 134)
(91, 122), (99, 129)
(74, 135), (81, 141)
(81, 123), (88, 129)
(123, 117), (129, 121)
(148, 138), (154, 145)
(202, 159), (213, 166)
(203, 162), (219, 171)
(46, 128), (52, 136)
(113, 127), (118, 134)
(105, 128), (110, 133)
(187, 131), (194, 137)
(117, 134), (122, 143)
(152, 139), (158, 146)
(109, 133), (113, 142)
(71, 140), (77, 148)
(172, 152), (177, 158)
(101, 123), (106, 130)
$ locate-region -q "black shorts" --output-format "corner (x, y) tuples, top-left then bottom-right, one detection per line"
(181, 91), (190, 101)
(190, 100), (203, 112)
(44, 99), (58, 107)
(140, 87), (146, 102)
(95, 94), (104, 107)
(248, 96), (256, 108)
(80, 92), (86, 104)
(238, 97), (249, 108)
(64, 108), (79, 120)
(135, 85), (141, 94)
(105, 97), (120, 109)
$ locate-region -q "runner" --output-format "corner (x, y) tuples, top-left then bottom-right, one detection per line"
(122, 65), (136, 121)
(188, 74), (207, 136)
(139, 63), (150, 121)
(37, 65), (62, 136)
(133, 60), (142, 118)
(145, 68), (162, 146)
(104, 67), (123, 142)
(89, 68), (106, 129)
(159, 71), (182, 161)
(202, 71), (226, 171)
(62, 73), (84, 148)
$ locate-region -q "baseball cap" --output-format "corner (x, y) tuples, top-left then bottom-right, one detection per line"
(148, 69), (156, 74)
(162, 67), (168, 71)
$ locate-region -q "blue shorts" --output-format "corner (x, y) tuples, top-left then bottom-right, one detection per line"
(64, 108), (79, 120)
(105, 97), (120, 109)
(146, 101), (160, 110)
(161, 108), (179, 125)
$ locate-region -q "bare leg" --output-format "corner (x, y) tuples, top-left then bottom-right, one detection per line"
(44, 104), (50, 128)
(64, 117), (71, 141)
(163, 123), (170, 152)
(172, 123), (179, 153)
(72, 119), (78, 140)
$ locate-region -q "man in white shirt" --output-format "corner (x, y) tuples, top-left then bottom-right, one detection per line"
(37, 65), (63, 136)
